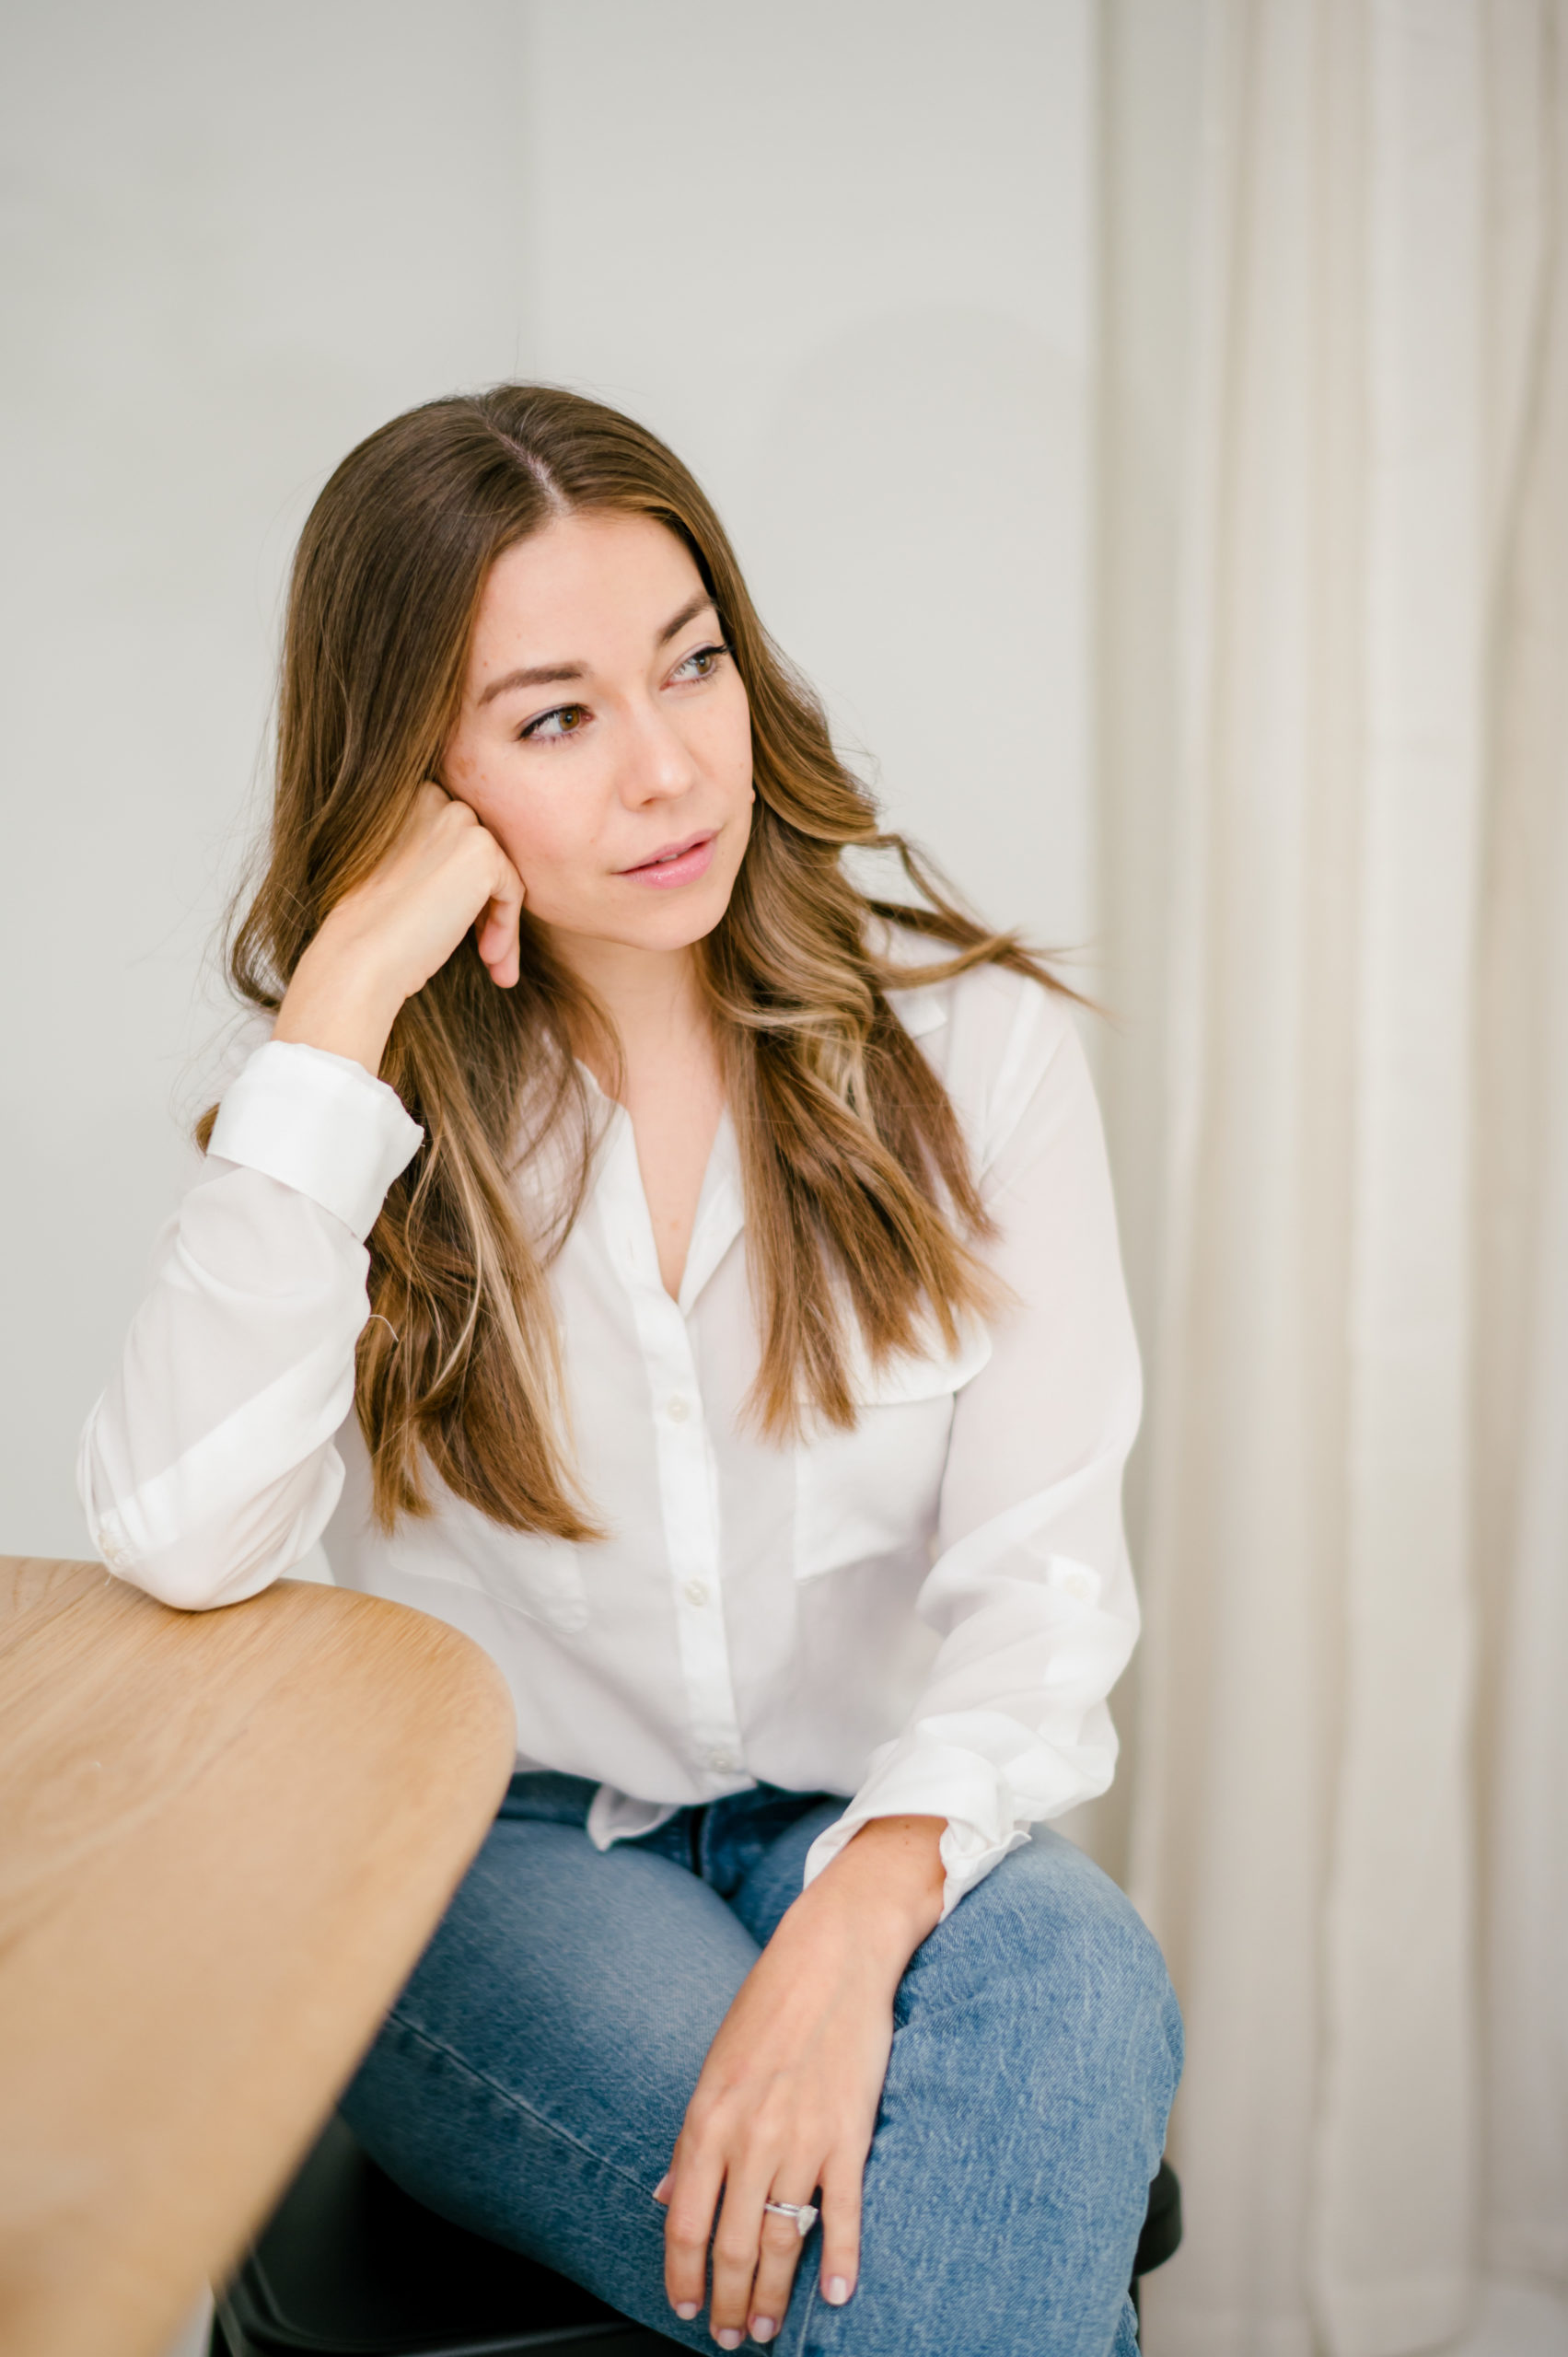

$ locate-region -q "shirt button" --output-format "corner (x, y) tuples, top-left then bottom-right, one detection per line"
(683, 1579), (710, 1608)
(705, 1745), (741, 1773)
(666, 1396), (691, 1423)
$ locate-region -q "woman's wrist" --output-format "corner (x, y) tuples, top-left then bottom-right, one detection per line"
(273, 933), (408, 1078)
(794, 1814), (947, 1977)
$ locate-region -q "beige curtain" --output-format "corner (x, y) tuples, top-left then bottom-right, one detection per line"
(1474, 0), (1568, 2306)
(1086, 4), (1568, 2351)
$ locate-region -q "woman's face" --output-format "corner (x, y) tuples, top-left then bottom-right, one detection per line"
(442, 509), (755, 959)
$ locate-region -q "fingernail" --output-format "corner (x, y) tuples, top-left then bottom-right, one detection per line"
(654, 2175), (672, 2201)
(825, 2275), (852, 2305)
(676, 2301), (699, 2319)
(750, 2320), (778, 2343)
(716, 2333), (743, 2351)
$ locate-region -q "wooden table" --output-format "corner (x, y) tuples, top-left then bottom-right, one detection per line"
(0, 1555), (517, 2357)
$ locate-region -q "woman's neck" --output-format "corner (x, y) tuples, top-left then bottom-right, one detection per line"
(543, 929), (726, 1300)
(545, 930), (713, 1099)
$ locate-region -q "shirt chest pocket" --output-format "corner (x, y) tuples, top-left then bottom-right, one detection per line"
(793, 1323), (993, 1583)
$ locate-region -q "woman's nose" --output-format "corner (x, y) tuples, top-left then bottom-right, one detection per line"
(621, 701), (700, 804)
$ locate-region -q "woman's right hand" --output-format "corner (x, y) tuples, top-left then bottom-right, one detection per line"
(273, 782), (526, 1076)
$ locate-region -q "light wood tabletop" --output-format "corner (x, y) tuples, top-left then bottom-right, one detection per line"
(0, 1554), (517, 2357)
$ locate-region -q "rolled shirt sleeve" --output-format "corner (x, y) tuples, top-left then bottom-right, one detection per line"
(206, 1040), (426, 1245)
(77, 1039), (424, 1610)
(802, 988), (1143, 1919)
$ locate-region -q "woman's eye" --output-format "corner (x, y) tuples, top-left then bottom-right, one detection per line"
(522, 703), (587, 743)
(671, 642), (729, 682)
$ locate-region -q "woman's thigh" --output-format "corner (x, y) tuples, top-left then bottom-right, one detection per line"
(338, 1809), (761, 2349)
(343, 1806), (1179, 2357)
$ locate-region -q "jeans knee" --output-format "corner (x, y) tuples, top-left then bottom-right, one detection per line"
(916, 1838), (1183, 2138)
(1081, 1887), (1183, 2111)
(1057, 1874), (1180, 2137)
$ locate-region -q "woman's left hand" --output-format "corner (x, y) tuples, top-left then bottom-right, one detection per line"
(655, 1814), (946, 2347)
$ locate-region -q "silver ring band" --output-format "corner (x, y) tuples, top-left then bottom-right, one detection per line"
(762, 2199), (819, 2237)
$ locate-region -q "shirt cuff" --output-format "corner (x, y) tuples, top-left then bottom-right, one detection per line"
(800, 1736), (1028, 1922)
(206, 1039), (424, 1241)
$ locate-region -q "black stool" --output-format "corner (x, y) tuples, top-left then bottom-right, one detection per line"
(213, 2114), (1181, 2355)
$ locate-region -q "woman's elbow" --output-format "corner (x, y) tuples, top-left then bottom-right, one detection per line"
(94, 1528), (284, 1612)
(80, 1449), (343, 1614)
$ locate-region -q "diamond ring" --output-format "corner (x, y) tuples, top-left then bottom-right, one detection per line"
(762, 2199), (819, 2237)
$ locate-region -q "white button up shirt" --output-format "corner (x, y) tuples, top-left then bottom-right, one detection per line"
(78, 956), (1143, 1918)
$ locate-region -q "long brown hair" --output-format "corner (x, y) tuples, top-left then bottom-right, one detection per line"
(203, 385), (1070, 1540)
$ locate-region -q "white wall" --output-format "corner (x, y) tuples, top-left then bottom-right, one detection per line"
(0, 1), (1095, 1567)
(0, 0), (537, 1559)
(520, 0), (1094, 947)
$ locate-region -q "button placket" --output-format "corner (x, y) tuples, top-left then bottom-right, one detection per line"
(599, 1108), (747, 1788)
(649, 1316), (745, 1782)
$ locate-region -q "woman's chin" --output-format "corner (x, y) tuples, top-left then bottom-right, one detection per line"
(533, 880), (737, 961)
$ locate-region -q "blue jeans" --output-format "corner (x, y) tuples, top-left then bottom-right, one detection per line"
(340, 1774), (1182, 2356)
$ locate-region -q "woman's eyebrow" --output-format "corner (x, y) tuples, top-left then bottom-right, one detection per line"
(656, 590), (717, 644)
(476, 593), (717, 707)
(478, 658), (583, 704)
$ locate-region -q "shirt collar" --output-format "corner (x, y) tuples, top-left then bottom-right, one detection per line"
(678, 1111), (745, 1312)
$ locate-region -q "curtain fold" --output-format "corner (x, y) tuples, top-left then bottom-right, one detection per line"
(1092, 4), (1568, 2351)
(1475, 0), (1568, 2294)
(1314, 9), (1481, 2349)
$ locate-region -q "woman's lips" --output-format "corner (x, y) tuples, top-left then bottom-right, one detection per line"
(618, 830), (717, 888)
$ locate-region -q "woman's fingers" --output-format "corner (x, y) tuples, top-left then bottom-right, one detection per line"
(274, 777), (528, 1074)
(744, 2183), (819, 2344)
(816, 2155), (864, 2308)
(706, 2165), (784, 2345)
(663, 2155), (855, 2348)
(412, 775), (455, 819)
(426, 787), (524, 988)
(473, 845), (525, 987)
(309, 780), (521, 995)
(661, 2142), (725, 2324)
(665, 2140), (819, 2347)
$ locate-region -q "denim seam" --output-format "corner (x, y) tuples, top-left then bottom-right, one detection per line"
(384, 2006), (667, 2212)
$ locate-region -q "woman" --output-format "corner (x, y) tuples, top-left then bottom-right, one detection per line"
(80, 386), (1180, 2356)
